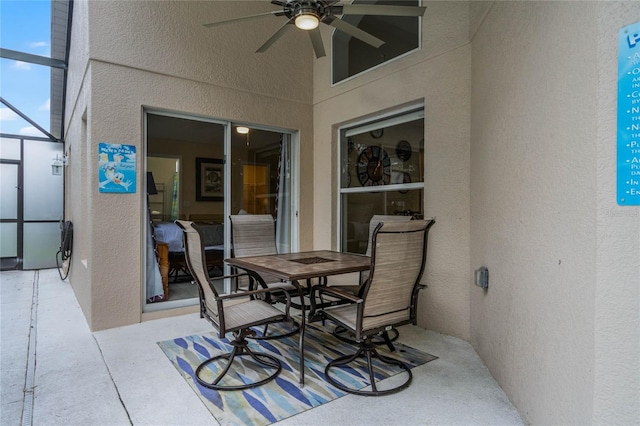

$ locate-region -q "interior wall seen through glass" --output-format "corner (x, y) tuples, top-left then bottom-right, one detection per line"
(147, 114), (224, 223)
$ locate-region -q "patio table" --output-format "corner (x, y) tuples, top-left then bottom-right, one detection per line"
(225, 250), (370, 386)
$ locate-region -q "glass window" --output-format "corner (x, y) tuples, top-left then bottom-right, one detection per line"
(332, 0), (421, 84)
(339, 107), (424, 253)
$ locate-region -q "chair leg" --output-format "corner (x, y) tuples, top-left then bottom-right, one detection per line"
(195, 330), (282, 391)
(333, 325), (399, 348)
(249, 318), (300, 340)
(381, 330), (396, 353)
(325, 338), (412, 396)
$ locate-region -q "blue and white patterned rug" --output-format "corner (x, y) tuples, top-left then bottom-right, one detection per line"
(158, 321), (437, 426)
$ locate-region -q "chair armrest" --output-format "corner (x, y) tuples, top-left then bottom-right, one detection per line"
(216, 285), (292, 303)
(209, 272), (250, 282)
(317, 286), (362, 304)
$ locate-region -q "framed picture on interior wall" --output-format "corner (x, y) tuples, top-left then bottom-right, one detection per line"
(196, 157), (224, 201)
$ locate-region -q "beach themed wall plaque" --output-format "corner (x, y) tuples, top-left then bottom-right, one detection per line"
(98, 142), (136, 193)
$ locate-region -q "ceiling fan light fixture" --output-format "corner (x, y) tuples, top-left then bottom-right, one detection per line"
(295, 13), (319, 30)
(236, 126), (250, 134)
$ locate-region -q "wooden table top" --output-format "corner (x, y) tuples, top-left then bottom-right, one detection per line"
(225, 250), (370, 281)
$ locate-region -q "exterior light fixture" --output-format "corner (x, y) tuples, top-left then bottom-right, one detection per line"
(51, 154), (68, 176)
(236, 126), (250, 134)
(295, 13), (319, 30)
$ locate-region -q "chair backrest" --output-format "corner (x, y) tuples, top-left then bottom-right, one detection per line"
(358, 215), (413, 285)
(229, 214), (278, 257)
(229, 214), (281, 286)
(175, 220), (221, 323)
(360, 219), (435, 333)
(365, 215), (412, 256)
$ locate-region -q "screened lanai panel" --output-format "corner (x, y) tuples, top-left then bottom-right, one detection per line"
(0, 163), (18, 219)
(0, 138), (21, 160)
(23, 140), (63, 220)
(23, 222), (59, 269)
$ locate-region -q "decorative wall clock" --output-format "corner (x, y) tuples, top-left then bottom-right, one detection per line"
(357, 146), (391, 186)
(369, 128), (384, 139)
(396, 140), (412, 162)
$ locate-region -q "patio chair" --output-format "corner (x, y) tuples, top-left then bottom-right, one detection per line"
(316, 219), (435, 396)
(175, 220), (299, 390)
(328, 214), (412, 347)
(229, 214), (305, 338)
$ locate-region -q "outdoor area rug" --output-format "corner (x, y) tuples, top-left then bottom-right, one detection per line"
(158, 321), (437, 426)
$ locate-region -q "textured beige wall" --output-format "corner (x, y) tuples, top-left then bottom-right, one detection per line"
(313, 1), (473, 340)
(470, 1), (639, 424)
(64, 0), (92, 325)
(593, 2), (640, 422)
(65, 1), (313, 330)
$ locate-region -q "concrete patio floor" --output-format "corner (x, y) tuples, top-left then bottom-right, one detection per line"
(1, 269), (523, 425)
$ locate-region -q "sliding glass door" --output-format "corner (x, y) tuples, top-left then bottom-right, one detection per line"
(144, 111), (297, 311)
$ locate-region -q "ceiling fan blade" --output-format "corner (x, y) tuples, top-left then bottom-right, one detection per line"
(203, 11), (279, 28)
(340, 4), (427, 17)
(308, 28), (326, 58)
(326, 17), (384, 48)
(256, 19), (293, 53)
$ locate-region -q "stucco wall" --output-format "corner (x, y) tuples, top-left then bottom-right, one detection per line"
(594, 2), (640, 422)
(313, 1), (473, 340)
(64, 0), (92, 323)
(470, 1), (639, 424)
(65, 1), (313, 330)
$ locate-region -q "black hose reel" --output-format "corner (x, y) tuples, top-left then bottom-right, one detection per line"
(56, 220), (73, 280)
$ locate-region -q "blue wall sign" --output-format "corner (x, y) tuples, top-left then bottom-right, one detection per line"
(618, 22), (640, 206)
(98, 142), (136, 193)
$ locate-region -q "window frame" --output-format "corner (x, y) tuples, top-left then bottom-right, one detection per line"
(336, 103), (425, 252)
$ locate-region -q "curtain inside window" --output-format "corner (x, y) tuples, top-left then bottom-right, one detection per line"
(170, 172), (179, 221)
(275, 134), (291, 253)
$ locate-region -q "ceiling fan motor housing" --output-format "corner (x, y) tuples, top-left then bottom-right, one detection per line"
(281, 0), (329, 21)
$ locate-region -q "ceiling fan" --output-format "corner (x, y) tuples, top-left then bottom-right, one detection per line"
(204, 1), (426, 58)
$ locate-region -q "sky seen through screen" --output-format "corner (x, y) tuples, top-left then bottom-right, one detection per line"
(0, 0), (52, 138)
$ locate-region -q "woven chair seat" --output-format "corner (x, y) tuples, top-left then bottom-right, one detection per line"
(224, 299), (288, 331)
